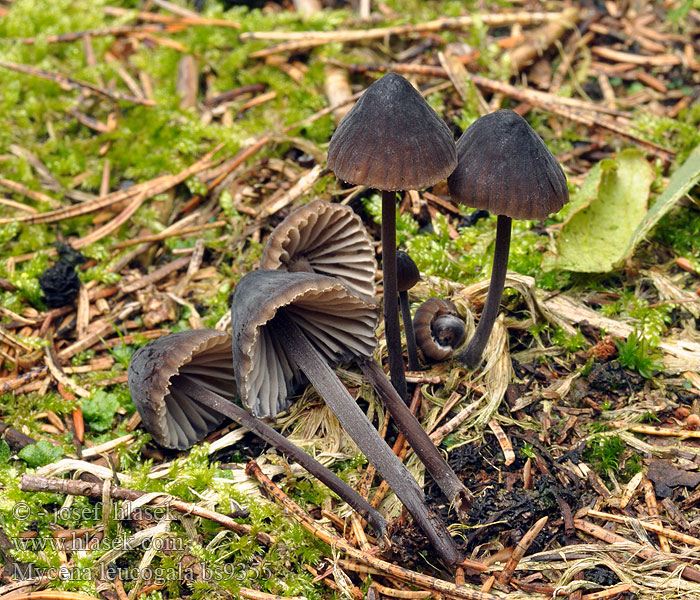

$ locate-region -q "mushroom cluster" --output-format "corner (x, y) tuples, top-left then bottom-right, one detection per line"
(129, 199), (466, 566)
(128, 73), (570, 570)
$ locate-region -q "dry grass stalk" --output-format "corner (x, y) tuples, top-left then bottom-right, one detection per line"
(586, 509), (700, 547)
(73, 192), (146, 249)
(437, 51), (489, 115)
(0, 178), (60, 208)
(487, 419), (515, 466)
(76, 285), (90, 341)
(0, 145), (221, 226)
(496, 516), (548, 585)
(258, 164), (324, 218)
(591, 46), (681, 66)
(642, 476), (670, 553)
(2, 592), (102, 600)
(574, 519), (700, 584)
(580, 583), (633, 600)
(119, 256), (191, 295)
(242, 11), (568, 52)
(45, 347), (90, 399)
(57, 302), (139, 360)
(370, 583), (430, 598)
(619, 471), (644, 509)
(103, 5), (240, 28)
(0, 60), (156, 106)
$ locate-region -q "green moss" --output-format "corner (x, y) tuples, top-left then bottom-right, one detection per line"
(584, 434), (625, 478)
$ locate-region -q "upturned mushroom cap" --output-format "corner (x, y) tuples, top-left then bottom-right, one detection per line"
(447, 110), (569, 220)
(327, 73), (457, 191)
(260, 200), (377, 298)
(231, 270), (379, 418)
(414, 298), (465, 361)
(128, 330), (235, 450)
(396, 250), (420, 293)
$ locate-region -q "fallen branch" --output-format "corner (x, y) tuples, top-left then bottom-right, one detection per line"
(19, 474), (274, 545)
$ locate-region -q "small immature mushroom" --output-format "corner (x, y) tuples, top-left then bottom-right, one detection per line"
(327, 72), (457, 401)
(260, 199), (376, 299)
(396, 250), (421, 371)
(231, 270), (460, 565)
(414, 298), (466, 361)
(128, 329), (388, 535)
(448, 110), (568, 367)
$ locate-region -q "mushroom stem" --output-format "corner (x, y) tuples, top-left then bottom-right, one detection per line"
(271, 312), (460, 566)
(457, 215), (512, 367)
(176, 376), (388, 537)
(382, 190), (408, 401)
(399, 290), (419, 371)
(358, 357), (472, 522)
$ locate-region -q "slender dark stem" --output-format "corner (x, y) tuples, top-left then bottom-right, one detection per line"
(399, 291), (419, 371)
(382, 189), (408, 402)
(457, 215), (512, 368)
(271, 312), (460, 566)
(358, 357), (472, 522)
(177, 376), (387, 537)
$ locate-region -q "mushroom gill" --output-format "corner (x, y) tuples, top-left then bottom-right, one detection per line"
(260, 199), (376, 299)
(128, 330), (233, 450)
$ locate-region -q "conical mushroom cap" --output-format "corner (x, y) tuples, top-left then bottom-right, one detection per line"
(231, 270), (379, 418)
(447, 110), (569, 220)
(260, 200), (377, 299)
(327, 72), (457, 191)
(128, 330), (235, 450)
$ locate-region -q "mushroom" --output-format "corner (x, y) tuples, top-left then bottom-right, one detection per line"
(327, 72), (457, 401)
(447, 110), (568, 367)
(128, 329), (388, 536)
(396, 250), (420, 371)
(260, 199), (376, 299)
(128, 329), (232, 450)
(414, 298), (466, 361)
(231, 269), (461, 565)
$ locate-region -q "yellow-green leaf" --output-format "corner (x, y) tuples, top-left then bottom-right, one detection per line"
(542, 149), (654, 273)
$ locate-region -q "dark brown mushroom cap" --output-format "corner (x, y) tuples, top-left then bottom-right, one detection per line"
(231, 270), (379, 419)
(447, 110), (569, 220)
(396, 251), (420, 292)
(413, 298), (465, 361)
(128, 330), (235, 450)
(327, 73), (457, 191)
(260, 200), (377, 299)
